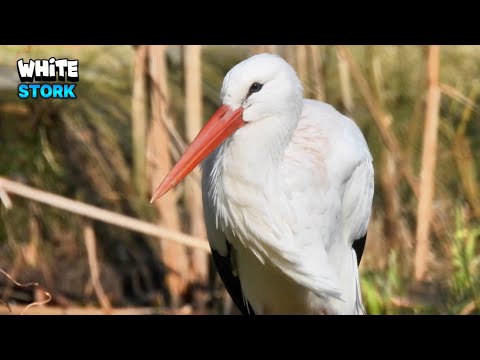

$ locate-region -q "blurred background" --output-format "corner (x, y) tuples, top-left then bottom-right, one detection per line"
(0, 45), (479, 315)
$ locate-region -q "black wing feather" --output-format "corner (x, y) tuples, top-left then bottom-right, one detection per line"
(352, 231), (367, 266)
(211, 241), (255, 316)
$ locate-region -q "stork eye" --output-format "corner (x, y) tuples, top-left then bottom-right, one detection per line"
(247, 82), (263, 97)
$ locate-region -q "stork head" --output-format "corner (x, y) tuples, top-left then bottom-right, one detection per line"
(151, 53), (303, 202)
(221, 53), (303, 122)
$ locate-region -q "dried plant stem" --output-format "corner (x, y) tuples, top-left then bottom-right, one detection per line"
(184, 45), (209, 285)
(84, 225), (112, 314)
(132, 45), (149, 199)
(337, 46), (444, 239)
(0, 177), (210, 252)
(148, 45), (190, 306)
(414, 45), (441, 281)
(337, 48), (353, 114)
(308, 45), (326, 102)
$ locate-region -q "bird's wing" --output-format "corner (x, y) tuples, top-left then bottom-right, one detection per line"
(277, 99), (374, 304)
(201, 151), (255, 315)
(282, 99), (374, 248)
(338, 139), (374, 313)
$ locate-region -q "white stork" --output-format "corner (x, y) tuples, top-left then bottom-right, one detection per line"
(151, 53), (374, 315)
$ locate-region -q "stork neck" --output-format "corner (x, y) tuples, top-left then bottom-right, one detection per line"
(209, 110), (301, 247)
(228, 112), (299, 180)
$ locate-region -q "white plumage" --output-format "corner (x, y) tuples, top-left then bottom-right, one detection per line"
(152, 53), (374, 315)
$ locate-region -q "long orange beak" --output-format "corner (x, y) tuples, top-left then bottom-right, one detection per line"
(150, 105), (244, 203)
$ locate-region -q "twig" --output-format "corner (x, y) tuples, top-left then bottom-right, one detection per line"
(20, 292), (52, 315)
(0, 267), (52, 315)
(0, 305), (160, 315)
(0, 177), (211, 252)
(0, 268), (38, 288)
(84, 225), (112, 314)
(440, 83), (480, 115)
